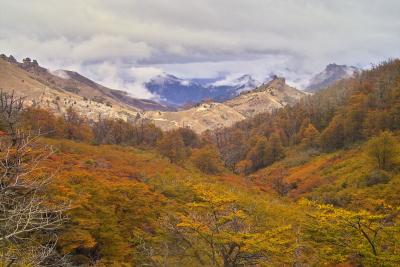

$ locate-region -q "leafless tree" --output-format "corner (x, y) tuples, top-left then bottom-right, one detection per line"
(0, 91), (24, 145)
(0, 91), (69, 266)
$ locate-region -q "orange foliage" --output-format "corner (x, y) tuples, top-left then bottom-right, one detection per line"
(254, 154), (342, 198)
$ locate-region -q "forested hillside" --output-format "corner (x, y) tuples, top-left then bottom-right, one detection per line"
(210, 59), (400, 174)
(0, 60), (400, 266)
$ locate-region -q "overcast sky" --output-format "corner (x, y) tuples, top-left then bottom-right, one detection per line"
(1, 0), (399, 98)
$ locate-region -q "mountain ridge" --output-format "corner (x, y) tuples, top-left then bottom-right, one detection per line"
(306, 63), (360, 92)
(145, 73), (263, 106)
(142, 76), (306, 132)
(0, 54), (171, 112)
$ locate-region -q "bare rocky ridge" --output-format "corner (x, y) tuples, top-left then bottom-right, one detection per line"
(225, 77), (305, 117)
(0, 55), (173, 122)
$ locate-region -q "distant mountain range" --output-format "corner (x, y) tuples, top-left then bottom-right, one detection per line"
(145, 63), (360, 106)
(145, 73), (263, 107)
(306, 63), (360, 92)
(142, 76), (306, 133)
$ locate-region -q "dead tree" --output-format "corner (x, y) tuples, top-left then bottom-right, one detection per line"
(0, 91), (24, 145)
(0, 91), (68, 266)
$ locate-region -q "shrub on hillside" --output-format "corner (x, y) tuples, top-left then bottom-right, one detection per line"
(364, 169), (390, 187)
(367, 131), (398, 171)
(191, 146), (223, 174)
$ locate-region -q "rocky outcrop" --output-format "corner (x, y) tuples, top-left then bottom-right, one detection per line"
(0, 54), (17, 64)
(225, 76), (305, 118)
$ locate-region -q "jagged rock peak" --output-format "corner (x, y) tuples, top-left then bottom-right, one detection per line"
(22, 57), (40, 69)
(0, 54), (43, 71)
(326, 63), (347, 70)
(239, 76), (288, 95)
(0, 54), (17, 63)
(265, 76), (286, 90)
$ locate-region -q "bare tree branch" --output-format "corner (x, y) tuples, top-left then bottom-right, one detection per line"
(0, 91), (69, 266)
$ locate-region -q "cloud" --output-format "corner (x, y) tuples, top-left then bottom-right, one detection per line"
(0, 0), (399, 95)
(0, 35), (152, 65)
(71, 35), (153, 63)
(79, 62), (162, 99)
(128, 67), (163, 83)
(151, 55), (313, 88)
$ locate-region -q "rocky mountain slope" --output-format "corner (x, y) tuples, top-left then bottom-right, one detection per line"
(0, 54), (171, 121)
(225, 77), (305, 117)
(306, 63), (359, 92)
(142, 102), (246, 132)
(143, 76), (306, 132)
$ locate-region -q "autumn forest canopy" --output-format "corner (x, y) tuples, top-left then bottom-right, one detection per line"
(0, 59), (400, 266)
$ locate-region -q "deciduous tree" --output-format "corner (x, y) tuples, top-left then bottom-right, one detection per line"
(301, 199), (400, 266)
(157, 131), (187, 163)
(367, 131), (398, 170)
(191, 145), (223, 174)
(168, 186), (293, 266)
